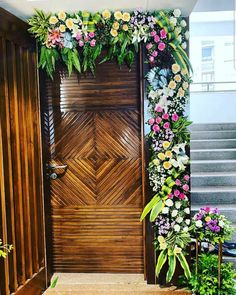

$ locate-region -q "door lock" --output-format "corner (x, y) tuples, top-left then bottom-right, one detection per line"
(46, 163), (68, 180)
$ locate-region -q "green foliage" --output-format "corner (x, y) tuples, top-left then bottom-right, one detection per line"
(172, 117), (192, 144)
(82, 43), (102, 74)
(50, 276), (59, 288)
(181, 254), (236, 295)
(28, 9), (51, 43)
(0, 239), (13, 259)
(38, 46), (60, 79)
(61, 48), (81, 76)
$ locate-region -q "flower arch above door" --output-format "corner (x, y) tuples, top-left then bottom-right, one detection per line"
(28, 7), (192, 283)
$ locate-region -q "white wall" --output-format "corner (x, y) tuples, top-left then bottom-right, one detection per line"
(190, 91), (236, 123)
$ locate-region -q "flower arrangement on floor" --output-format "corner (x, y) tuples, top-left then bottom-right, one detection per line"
(28, 8), (192, 282)
(192, 207), (234, 243)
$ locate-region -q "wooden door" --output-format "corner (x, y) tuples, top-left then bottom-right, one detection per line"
(0, 8), (47, 295)
(41, 56), (145, 273)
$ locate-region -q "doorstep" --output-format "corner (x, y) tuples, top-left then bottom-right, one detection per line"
(43, 273), (191, 295)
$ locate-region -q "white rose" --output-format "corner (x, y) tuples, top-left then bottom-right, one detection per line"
(180, 20), (187, 27)
(170, 16), (177, 26)
(166, 199), (174, 207)
(176, 217), (183, 223)
(185, 31), (190, 40)
(173, 9), (181, 18)
(184, 208), (190, 214)
(196, 220), (203, 228)
(181, 42), (187, 49)
(177, 34), (182, 43)
(183, 226), (189, 232)
(185, 219), (190, 225)
(219, 220), (224, 228)
(174, 224), (181, 232)
(162, 207), (169, 214)
(175, 202), (181, 209)
(172, 210), (178, 217)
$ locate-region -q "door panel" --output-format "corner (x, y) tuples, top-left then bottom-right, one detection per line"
(42, 56), (144, 273)
(0, 8), (47, 295)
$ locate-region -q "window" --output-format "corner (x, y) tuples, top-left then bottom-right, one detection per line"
(202, 46), (213, 60)
(201, 72), (215, 91)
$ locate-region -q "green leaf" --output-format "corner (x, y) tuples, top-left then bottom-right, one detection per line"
(176, 252), (191, 280)
(156, 250), (167, 277)
(72, 49), (81, 73)
(149, 200), (164, 222)
(140, 195), (160, 221)
(166, 254), (176, 282)
(50, 276), (59, 288)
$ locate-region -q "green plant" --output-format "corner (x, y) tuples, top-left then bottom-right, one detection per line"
(0, 239), (13, 258)
(180, 253), (236, 295)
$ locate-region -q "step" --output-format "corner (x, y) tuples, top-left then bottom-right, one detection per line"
(191, 172), (236, 187)
(191, 130), (236, 140)
(190, 123), (236, 132)
(191, 160), (236, 173)
(43, 273), (190, 294)
(191, 205), (236, 223)
(191, 139), (236, 150)
(191, 186), (236, 205)
(191, 149), (236, 160)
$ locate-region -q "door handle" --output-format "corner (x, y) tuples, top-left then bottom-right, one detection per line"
(46, 163), (68, 180)
(48, 164), (68, 170)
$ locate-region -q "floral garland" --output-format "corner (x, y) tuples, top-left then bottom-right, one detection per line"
(28, 8), (192, 283)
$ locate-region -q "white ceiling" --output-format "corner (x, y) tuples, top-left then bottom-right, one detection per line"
(0, 0), (197, 20)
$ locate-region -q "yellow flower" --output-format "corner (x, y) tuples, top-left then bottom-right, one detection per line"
(165, 151), (172, 158)
(59, 24), (66, 32)
(205, 216), (211, 222)
(102, 9), (111, 20)
(112, 22), (119, 30)
(110, 29), (118, 37)
(49, 16), (59, 25)
(58, 11), (66, 21)
(163, 161), (172, 170)
(174, 246), (182, 255)
(122, 24), (129, 31)
(66, 18), (74, 30)
(168, 80), (177, 90)
(181, 69), (188, 76)
(158, 153), (165, 161)
(163, 141), (170, 150)
(153, 159), (160, 166)
(122, 12), (131, 22)
(183, 81), (189, 90)
(174, 74), (181, 82)
(172, 63), (181, 74)
(114, 11), (123, 20)
(158, 236), (166, 243)
(160, 242), (167, 250)
(178, 87), (185, 98)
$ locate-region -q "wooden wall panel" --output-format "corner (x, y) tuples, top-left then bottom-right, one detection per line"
(42, 57), (145, 273)
(0, 8), (46, 295)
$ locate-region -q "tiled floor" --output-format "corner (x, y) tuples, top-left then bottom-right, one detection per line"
(44, 273), (191, 295)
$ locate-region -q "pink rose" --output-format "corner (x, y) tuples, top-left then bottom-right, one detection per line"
(155, 105), (163, 113)
(172, 114), (179, 121)
(150, 30), (157, 37)
(168, 193), (174, 199)
(149, 56), (154, 63)
(79, 40), (84, 47)
(204, 207), (211, 213)
(89, 32), (95, 38)
(84, 36), (89, 42)
(175, 179), (181, 186)
(156, 117), (162, 123)
(158, 42), (166, 51)
(152, 50), (158, 57)
(183, 184), (189, 192)
(154, 35), (160, 43)
(163, 122), (170, 129)
(184, 175), (190, 181)
(174, 189), (180, 196)
(153, 124), (160, 133)
(90, 39), (96, 47)
(146, 43), (153, 50)
(148, 118), (155, 125)
(179, 193), (185, 200)
(162, 113), (169, 120)
(76, 33), (82, 41)
(160, 29), (167, 39)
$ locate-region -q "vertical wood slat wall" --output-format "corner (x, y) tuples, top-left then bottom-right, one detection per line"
(0, 8), (46, 295)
